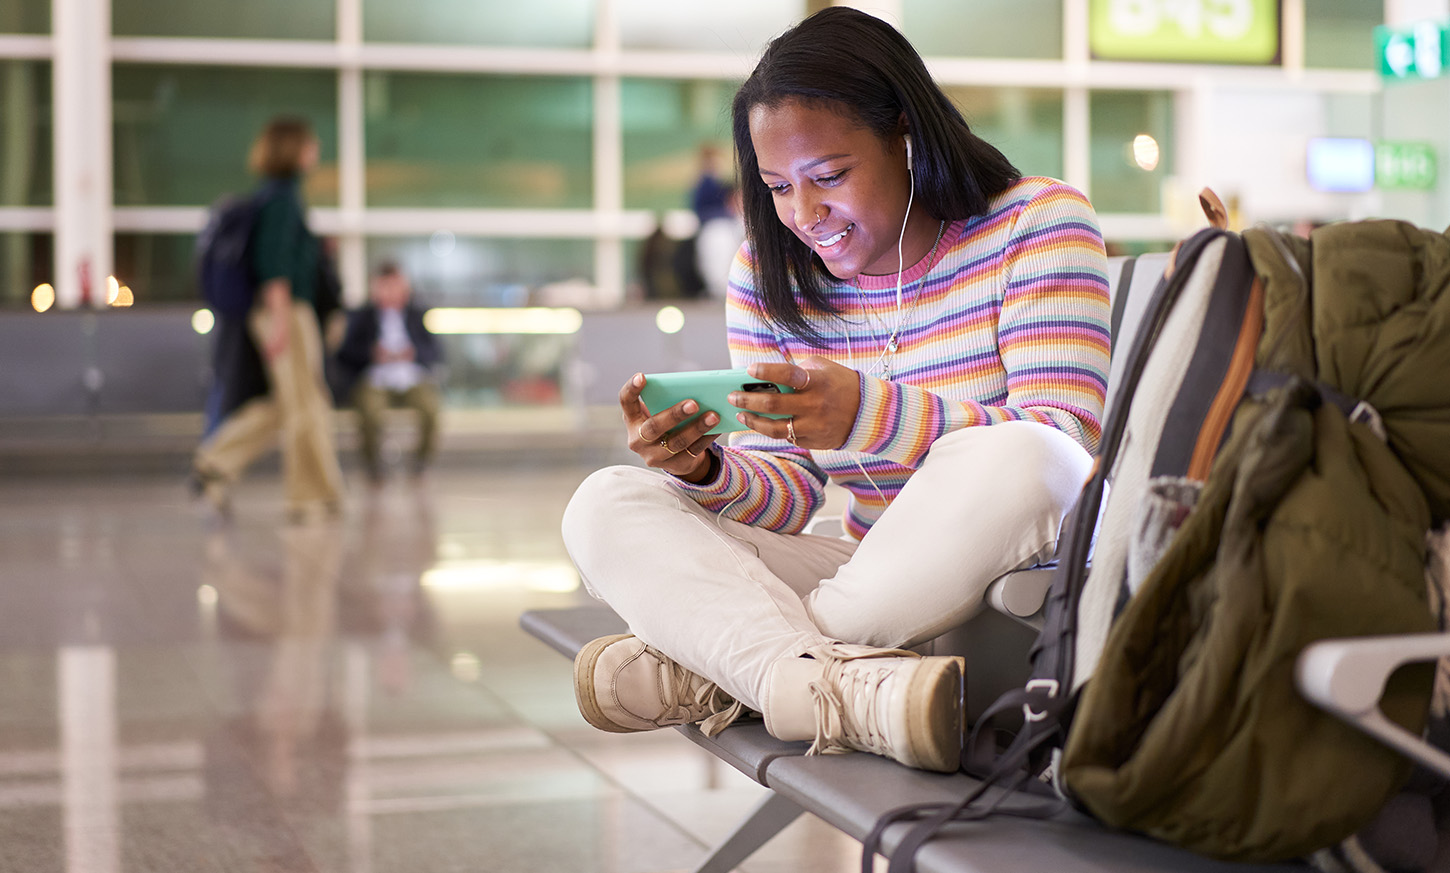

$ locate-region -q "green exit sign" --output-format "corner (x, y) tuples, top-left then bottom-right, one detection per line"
(1377, 142), (1438, 190)
(1376, 21), (1448, 80)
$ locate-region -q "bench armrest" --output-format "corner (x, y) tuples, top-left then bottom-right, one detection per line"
(1296, 633), (1450, 780)
(985, 567), (1055, 627)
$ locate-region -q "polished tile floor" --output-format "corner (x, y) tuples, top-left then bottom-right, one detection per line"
(0, 457), (867, 873)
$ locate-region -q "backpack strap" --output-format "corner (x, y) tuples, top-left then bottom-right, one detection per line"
(862, 686), (1072, 873)
(1109, 256), (1137, 340)
(1029, 226), (1236, 709)
(1246, 370), (1387, 441)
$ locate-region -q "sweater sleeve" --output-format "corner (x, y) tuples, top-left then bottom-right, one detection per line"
(840, 182), (1110, 467)
(669, 244), (828, 534)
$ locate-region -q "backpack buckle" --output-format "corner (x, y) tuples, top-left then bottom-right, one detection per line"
(1349, 400), (1387, 442)
(1023, 678), (1060, 723)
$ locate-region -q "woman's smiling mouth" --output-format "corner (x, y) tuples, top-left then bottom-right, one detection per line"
(815, 223), (854, 250)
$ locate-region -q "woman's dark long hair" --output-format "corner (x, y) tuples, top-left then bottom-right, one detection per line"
(731, 7), (1021, 344)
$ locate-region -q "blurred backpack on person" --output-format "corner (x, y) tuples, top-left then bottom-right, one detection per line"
(195, 181), (281, 316)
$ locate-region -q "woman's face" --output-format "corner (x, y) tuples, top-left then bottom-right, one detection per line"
(749, 98), (926, 279)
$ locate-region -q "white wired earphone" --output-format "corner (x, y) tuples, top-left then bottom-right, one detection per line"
(845, 133), (919, 381)
(845, 133), (922, 508)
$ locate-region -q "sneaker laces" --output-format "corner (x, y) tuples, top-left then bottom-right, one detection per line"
(805, 643), (920, 758)
(649, 644), (745, 737)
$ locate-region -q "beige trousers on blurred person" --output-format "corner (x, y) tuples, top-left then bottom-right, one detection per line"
(196, 301), (343, 515)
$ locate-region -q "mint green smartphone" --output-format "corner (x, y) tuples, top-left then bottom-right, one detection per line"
(640, 368), (794, 434)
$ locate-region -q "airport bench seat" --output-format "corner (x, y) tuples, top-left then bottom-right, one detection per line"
(518, 602), (1307, 873)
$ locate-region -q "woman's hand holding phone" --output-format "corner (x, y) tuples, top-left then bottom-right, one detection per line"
(729, 357), (860, 450)
(619, 356), (860, 483)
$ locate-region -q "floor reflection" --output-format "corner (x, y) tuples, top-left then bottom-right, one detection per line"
(0, 466), (867, 873)
(203, 520), (351, 872)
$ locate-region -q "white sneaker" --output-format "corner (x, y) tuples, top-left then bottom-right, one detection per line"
(573, 634), (744, 735)
(776, 644), (964, 773)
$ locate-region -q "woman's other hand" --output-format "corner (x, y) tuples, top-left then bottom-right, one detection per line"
(621, 373), (722, 483)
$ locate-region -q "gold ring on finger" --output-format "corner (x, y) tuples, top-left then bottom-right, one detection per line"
(660, 437), (683, 456)
(786, 417), (798, 446)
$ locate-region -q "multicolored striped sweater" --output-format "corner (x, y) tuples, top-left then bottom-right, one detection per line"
(677, 176), (1111, 541)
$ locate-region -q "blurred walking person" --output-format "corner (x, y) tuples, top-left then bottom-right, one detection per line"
(193, 116), (344, 522)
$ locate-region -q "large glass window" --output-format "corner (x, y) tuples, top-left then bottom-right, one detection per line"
(0, 0), (48, 33)
(622, 78), (738, 213)
(365, 237), (594, 409)
(364, 74), (593, 209)
(112, 0), (333, 40)
(365, 236), (595, 308)
(364, 0), (592, 47)
(1090, 90), (1174, 214)
(946, 86), (1065, 180)
(0, 60), (52, 206)
(0, 233), (52, 308)
(619, 1), (801, 53)
(114, 233), (197, 306)
(112, 66), (338, 207)
(432, 330), (574, 407)
(1305, 0), (1381, 70)
(904, 0), (1062, 59)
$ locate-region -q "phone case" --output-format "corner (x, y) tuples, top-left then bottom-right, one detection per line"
(639, 368), (794, 435)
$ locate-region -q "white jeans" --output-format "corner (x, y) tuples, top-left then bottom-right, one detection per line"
(561, 421), (1091, 713)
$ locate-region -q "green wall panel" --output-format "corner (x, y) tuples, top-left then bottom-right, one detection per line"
(0, 0), (48, 34)
(622, 78), (737, 213)
(113, 0), (333, 39)
(947, 86), (1065, 181)
(904, 0), (1062, 59)
(1089, 90), (1174, 214)
(0, 60), (51, 206)
(365, 74), (593, 209)
(364, 0), (592, 47)
(113, 65), (338, 207)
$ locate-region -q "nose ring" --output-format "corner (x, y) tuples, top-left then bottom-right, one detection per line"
(811, 208), (823, 229)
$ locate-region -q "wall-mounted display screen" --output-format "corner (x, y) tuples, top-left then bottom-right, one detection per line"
(1306, 137), (1375, 193)
(1089, 0), (1281, 64)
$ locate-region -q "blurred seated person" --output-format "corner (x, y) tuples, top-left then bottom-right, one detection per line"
(691, 142), (730, 224)
(639, 214), (705, 301)
(334, 263), (442, 483)
(696, 184), (745, 300)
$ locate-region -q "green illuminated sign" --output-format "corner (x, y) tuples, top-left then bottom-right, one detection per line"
(1377, 142), (1438, 190)
(1376, 22), (1448, 81)
(1088, 0), (1281, 64)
